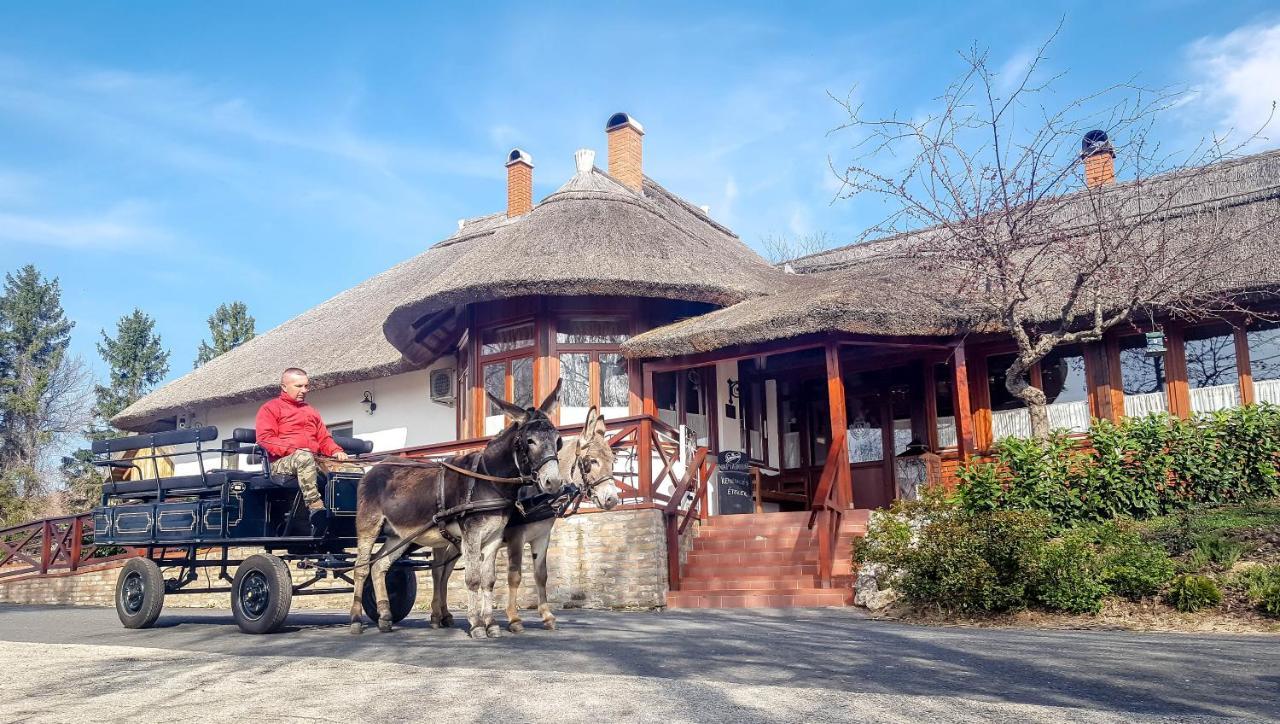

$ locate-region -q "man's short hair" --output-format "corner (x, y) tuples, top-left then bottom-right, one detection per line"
(281, 367), (308, 380)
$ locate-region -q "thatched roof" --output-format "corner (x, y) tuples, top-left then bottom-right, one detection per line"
(383, 167), (784, 364)
(624, 150), (1280, 359)
(113, 165), (783, 431)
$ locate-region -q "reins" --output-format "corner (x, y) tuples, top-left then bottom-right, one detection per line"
(321, 455), (530, 485)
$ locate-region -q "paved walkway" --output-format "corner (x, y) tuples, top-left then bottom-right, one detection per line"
(0, 605), (1276, 722)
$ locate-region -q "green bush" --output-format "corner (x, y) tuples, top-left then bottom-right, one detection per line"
(1231, 564), (1280, 617)
(1090, 522), (1175, 599)
(858, 497), (1049, 614)
(1165, 574), (1223, 612)
(1034, 533), (1108, 613)
(1193, 535), (1246, 569)
(956, 404), (1280, 529)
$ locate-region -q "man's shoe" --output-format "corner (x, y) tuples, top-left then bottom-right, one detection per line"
(309, 508), (331, 538)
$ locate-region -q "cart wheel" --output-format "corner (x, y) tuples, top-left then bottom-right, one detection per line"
(231, 553), (293, 634)
(116, 557), (165, 629)
(362, 566), (418, 624)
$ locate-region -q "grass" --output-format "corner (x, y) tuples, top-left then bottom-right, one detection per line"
(1138, 499), (1280, 539)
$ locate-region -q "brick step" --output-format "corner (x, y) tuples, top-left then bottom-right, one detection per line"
(666, 588), (852, 609)
(685, 550), (818, 566)
(689, 537), (863, 554)
(694, 525), (866, 540)
(703, 511), (815, 526)
(683, 562), (820, 578)
(680, 575), (820, 591)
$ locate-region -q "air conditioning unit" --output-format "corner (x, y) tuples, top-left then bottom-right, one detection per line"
(429, 368), (456, 406)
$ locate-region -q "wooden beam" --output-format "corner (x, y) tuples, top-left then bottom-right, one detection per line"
(1236, 326), (1255, 406)
(824, 342), (852, 508)
(1164, 325), (1190, 419)
(922, 361), (940, 452)
(951, 344), (977, 458)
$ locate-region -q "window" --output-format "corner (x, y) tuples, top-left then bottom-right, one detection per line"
(1118, 335), (1167, 417)
(1040, 345), (1090, 433)
(1248, 320), (1280, 403)
(479, 320), (536, 435)
(1184, 325), (1241, 413)
(987, 353), (1030, 441)
(556, 317), (629, 344)
(481, 322), (533, 355)
(556, 316), (631, 424)
(933, 362), (957, 449)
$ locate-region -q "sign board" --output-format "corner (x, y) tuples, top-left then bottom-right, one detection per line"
(716, 450), (754, 515)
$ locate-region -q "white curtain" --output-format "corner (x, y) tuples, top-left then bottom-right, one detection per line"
(1123, 391), (1167, 418)
(992, 408), (1031, 440)
(1189, 383), (1241, 414)
(1047, 400), (1091, 433)
(1255, 379), (1280, 405)
(935, 416), (958, 449)
(846, 425), (882, 463)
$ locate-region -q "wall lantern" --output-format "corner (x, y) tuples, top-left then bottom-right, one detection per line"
(1144, 330), (1166, 357)
(361, 390), (377, 415)
(725, 378), (740, 420)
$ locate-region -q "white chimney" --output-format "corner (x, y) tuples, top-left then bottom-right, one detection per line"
(574, 148), (596, 175)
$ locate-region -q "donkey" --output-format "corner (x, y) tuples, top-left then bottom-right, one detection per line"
(348, 381), (564, 639)
(429, 406), (621, 633)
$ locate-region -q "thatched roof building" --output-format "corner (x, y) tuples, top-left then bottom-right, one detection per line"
(112, 150), (783, 431)
(623, 149), (1280, 359)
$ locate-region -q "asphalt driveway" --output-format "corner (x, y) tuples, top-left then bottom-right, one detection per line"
(0, 605), (1275, 722)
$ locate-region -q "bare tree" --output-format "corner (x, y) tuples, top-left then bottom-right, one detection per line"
(761, 231), (835, 266)
(830, 26), (1278, 439)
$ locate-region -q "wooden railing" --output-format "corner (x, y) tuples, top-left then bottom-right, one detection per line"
(392, 413), (688, 512)
(661, 446), (717, 593)
(0, 513), (136, 580)
(807, 440), (850, 588)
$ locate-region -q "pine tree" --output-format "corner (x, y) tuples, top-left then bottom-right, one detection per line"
(194, 301), (255, 368)
(0, 265), (75, 496)
(94, 309), (170, 427)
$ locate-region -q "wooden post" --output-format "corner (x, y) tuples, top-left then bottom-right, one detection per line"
(1236, 327), (1255, 406)
(39, 520), (52, 574)
(922, 360), (940, 452)
(70, 516), (83, 572)
(638, 417), (653, 505)
(824, 343), (852, 508)
(752, 466), (763, 513)
(951, 343), (977, 459)
(1165, 326), (1190, 418)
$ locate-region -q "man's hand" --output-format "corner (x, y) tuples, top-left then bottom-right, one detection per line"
(333, 450), (350, 461)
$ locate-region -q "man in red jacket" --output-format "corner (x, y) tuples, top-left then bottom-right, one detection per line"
(255, 367), (350, 537)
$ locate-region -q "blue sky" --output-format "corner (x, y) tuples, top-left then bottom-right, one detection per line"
(1, 1), (1278, 385)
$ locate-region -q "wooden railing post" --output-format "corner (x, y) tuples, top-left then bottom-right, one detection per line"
(39, 519), (52, 574)
(70, 515), (84, 572)
(638, 416), (653, 505)
(666, 511), (681, 592)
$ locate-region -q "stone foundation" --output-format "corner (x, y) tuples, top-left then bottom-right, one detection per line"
(0, 509), (670, 613)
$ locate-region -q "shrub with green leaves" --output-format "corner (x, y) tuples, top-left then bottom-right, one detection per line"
(956, 404), (1280, 530)
(1165, 574), (1223, 612)
(1193, 535), (1246, 569)
(1232, 564), (1280, 617)
(1034, 533), (1108, 613)
(1090, 522), (1175, 599)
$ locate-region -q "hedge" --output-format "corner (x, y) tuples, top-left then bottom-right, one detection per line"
(956, 404), (1280, 529)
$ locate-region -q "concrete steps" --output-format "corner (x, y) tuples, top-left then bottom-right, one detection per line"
(666, 509), (868, 610)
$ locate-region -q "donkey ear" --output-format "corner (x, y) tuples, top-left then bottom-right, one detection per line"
(485, 391), (528, 423)
(579, 406), (599, 444)
(538, 378), (562, 416)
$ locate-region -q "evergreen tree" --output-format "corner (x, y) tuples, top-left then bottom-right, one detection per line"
(94, 309), (170, 427)
(194, 301), (255, 368)
(0, 265), (75, 489)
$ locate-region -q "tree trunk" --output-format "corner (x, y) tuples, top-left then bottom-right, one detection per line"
(1004, 358), (1052, 441)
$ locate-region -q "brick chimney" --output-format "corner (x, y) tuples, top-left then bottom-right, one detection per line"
(506, 148), (533, 217)
(1081, 130), (1115, 188)
(606, 112), (645, 192)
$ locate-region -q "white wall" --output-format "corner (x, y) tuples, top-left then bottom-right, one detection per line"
(169, 357), (458, 474)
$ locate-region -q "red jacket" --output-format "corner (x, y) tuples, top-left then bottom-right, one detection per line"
(254, 393), (343, 459)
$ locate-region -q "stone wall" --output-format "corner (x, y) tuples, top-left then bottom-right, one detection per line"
(0, 509), (671, 614)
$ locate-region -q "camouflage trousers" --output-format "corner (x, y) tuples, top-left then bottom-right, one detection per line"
(270, 449), (324, 510)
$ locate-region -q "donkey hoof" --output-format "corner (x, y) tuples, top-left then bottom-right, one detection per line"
(441, 613), (454, 627)
(469, 626), (488, 640)
(349, 622), (364, 635)
(486, 624), (504, 638)
(508, 620), (525, 634)
(430, 617), (444, 629)
(377, 618), (394, 633)
(544, 619), (558, 631)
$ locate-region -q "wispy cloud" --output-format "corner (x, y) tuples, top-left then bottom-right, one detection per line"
(0, 199), (170, 250)
(1185, 20), (1280, 150)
